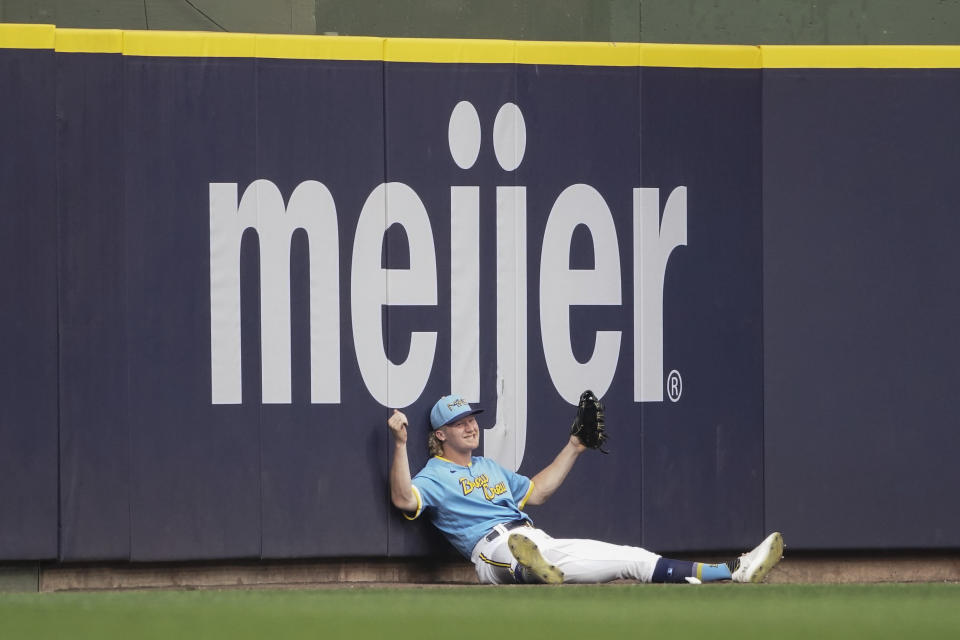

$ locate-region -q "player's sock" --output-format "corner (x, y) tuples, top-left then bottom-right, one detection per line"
(651, 558), (695, 583)
(694, 562), (732, 582)
(652, 558), (733, 583)
(510, 562), (530, 584)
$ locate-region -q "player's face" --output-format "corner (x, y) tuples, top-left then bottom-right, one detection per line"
(441, 415), (480, 452)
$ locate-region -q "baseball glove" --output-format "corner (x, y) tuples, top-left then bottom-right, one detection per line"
(570, 389), (608, 453)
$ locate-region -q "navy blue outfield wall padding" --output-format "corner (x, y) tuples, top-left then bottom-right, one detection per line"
(122, 55), (263, 561)
(639, 67), (763, 554)
(762, 68), (960, 549)
(0, 48), (59, 561)
(57, 51), (131, 562)
(6, 35), (960, 562)
(255, 58), (389, 559)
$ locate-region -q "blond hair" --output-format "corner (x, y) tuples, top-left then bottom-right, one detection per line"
(428, 430), (444, 457)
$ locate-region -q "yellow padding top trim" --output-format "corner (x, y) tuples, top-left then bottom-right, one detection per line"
(385, 37), (517, 64)
(386, 38), (758, 68)
(123, 30), (257, 58)
(7, 24), (960, 69)
(517, 40), (640, 67)
(643, 43), (761, 69)
(0, 23), (55, 49)
(761, 45), (960, 69)
(256, 33), (383, 61)
(56, 29), (123, 54)
(124, 30), (382, 60)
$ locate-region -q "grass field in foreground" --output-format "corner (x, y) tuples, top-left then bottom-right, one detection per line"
(1, 583), (958, 640)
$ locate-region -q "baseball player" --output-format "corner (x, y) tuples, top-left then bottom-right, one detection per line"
(387, 393), (784, 585)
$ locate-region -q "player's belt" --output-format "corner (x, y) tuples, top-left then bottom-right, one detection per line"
(484, 519), (532, 542)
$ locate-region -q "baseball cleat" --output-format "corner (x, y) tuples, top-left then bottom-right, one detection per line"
(731, 532), (784, 583)
(508, 533), (564, 585)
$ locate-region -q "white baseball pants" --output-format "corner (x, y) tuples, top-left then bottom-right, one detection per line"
(470, 524), (661, 585)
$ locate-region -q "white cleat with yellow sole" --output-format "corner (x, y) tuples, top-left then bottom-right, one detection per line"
(731, 532), (785, 583)
(508, 533), (564, 585)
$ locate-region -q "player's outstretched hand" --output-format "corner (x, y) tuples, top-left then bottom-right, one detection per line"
(568, 433), (588, 452)
(569, 389), (608, 453)
(387, 409), (408, 445)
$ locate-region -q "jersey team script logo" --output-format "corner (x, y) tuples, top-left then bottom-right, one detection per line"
(208, 101), (687, 471)
(459, 474), (508, 502)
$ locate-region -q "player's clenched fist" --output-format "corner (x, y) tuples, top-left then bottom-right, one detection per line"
(387, 409), (408, 444)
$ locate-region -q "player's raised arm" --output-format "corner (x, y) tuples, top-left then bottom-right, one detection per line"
(387, 409), (419, 513)
(526, 390), (606, 506)
(525, 434), (586, 506)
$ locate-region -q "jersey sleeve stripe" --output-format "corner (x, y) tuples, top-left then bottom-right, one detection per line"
(403, 485), (423, 521)
(518, 480), (535, 509)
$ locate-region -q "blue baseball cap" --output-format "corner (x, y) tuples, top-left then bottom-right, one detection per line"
(430, 394), (484, 430)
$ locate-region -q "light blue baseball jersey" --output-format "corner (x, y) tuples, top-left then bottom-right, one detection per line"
(407, 456), (535, 559)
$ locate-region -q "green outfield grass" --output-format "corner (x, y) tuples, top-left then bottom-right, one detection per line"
(1, 583), (958, 640)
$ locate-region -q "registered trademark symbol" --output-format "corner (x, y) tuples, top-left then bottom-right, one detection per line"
(667, 370), (682, 402)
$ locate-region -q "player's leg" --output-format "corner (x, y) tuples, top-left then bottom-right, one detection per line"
(472, 554), (514, 584)
(653, 531), (786, 584)
(508, 529), (784, 584)
(520, 532), (720, 584)
(471, 529), (543, 584)
(650, 557), (730, 583)
(507, 532), (564, 584)
(650, 532), (786, 584)
(512, 530), (660, 583)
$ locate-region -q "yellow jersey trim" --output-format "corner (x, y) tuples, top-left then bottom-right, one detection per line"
(402, 485), (423, 521)
(434, 455), (470, 467)
(518, 480), (536, 509)
(7, 24), (960, 69)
